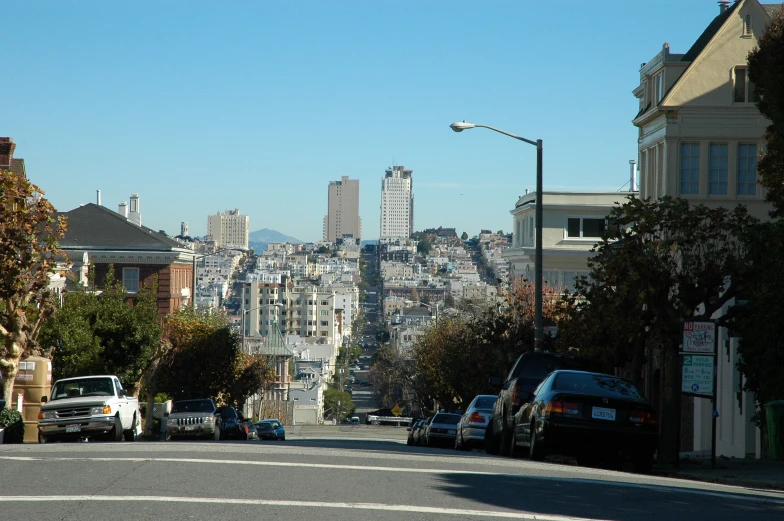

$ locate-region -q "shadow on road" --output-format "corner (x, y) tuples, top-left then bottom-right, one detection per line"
(434, 471), (784, 521)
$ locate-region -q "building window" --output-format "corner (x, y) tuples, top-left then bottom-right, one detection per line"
(320, 321), (328, 326)
(655, 72), (664, 103)
(737, 144), (758, 195)
(734, 67), (757, 103)
(680, 143), (700, 195)
(566, 217), (605, 238)
(709, 144), (728, 195)
(743, 14), (752, 37)
(320, 310), (328, 316)
(321, 300), (328, 306)
(122, 268), (140, 293)
(321, 332), (328, 337)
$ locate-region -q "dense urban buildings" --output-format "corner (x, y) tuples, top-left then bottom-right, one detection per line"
(207, 208), (250, 250)
(323, 176), (361, 243)
(379, 165), (414, 241)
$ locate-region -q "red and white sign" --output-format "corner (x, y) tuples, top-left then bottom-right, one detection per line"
(682, 321), (715, 353)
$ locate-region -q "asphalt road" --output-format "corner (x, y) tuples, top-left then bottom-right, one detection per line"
(1, 430), (783, 521)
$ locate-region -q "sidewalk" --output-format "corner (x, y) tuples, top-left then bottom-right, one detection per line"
(654, 451), (784, 491)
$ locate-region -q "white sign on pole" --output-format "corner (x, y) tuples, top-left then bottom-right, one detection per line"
(682, 321), (716, 353)
(682, 354), (714, 396)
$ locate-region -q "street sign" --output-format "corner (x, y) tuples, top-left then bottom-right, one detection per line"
(682, 321), (716, 353)
(391, 405), (403, 417)
(682, 354), (714, 396)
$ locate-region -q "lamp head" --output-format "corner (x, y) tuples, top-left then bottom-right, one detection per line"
(450, 121), (475, 132)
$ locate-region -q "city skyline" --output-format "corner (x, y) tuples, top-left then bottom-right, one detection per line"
(4, 1), (729, 241)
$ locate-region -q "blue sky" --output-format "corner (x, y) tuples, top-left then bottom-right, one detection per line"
(5, 1), (726, 242)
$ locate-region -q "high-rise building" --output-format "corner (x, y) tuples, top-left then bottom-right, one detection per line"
(323, 176), (361, 243)
(380, 165), (414, 241)
(181, 222), (189, 237)
(207, 209), (249, 250)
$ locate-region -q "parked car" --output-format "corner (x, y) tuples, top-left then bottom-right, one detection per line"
(455, 395), (497, 451)
(37, 375), (141, 443)
(166, 398), (221, 441)
(510, 370), (658, 472)
(424, 413), (461, 447)
(486, 351), (598, 455)
(216, 406), (247, 440)
(350, 416), (361, 425)
(246, 421), (259, 441)
(414, 417), (432, 446)
(407, 419), (423, 446)
(256, 419), (285, 440)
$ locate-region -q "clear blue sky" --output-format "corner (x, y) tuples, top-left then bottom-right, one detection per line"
(5, 1), (725, 242)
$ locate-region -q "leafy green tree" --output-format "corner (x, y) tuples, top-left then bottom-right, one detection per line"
(560, 196), (757, 463)
(324, 387), (354, 422)
(747, 8), (784, 216)
(461, 231), (468, 241)
(0, 170), (66, 406)
(41, 268), (162, 389)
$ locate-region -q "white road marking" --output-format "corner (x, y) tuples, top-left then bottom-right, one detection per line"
(0, 495), (608, 520)
(2, 455), (783, 504)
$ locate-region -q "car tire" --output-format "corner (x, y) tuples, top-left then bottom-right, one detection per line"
(484, 420), (499, 455)
(633, 451), (654, 474)
(109, 416), (123, 442)
(38, 432), (49, 444)
(123, 414), (137, 441)
(213, 426), (221, 441)
(499, 413), (511, 457)
(528, 420), (545, 461)
(509, 422), (520, 458)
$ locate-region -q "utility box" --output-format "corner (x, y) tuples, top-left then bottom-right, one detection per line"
(11, 357), (52, 443)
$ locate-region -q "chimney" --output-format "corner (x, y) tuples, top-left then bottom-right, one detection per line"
(629, 160), (638, 192)
(0, 137), (15, 170)
(718, 1), (731, 13)
(96, 190), (101, 206)
(119, 201), (128, 218)
(128, 193), (141, 226)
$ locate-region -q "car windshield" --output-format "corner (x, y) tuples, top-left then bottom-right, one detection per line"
(256, 423), (273, 431)
(553, 372), (644, 400)
(432, 414), (461, 425)
(474, 397), (497, 410)
(50, 378), (114, 401)
(216, 407), (237, 419)
(171, 400), (214, 413)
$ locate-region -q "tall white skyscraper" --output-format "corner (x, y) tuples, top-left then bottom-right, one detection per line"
(207, 209), (249, 250)
(323, 176), (361, 243)
(380, 165), (414, 241)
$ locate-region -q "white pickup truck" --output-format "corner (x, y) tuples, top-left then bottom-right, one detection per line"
(37, 375), (141, 443)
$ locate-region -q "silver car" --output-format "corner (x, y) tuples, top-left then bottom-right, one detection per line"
(165, 398), (221, 440)
(424, 413), (461, 447)
(455, 395), (497, 451)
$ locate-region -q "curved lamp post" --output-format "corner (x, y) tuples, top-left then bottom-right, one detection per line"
(449, 121), (544, 350)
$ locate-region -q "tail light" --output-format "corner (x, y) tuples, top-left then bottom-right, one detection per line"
(630, 409), (657, 425)
(468, 412), (486, 424)
(544, 401), (580, 417)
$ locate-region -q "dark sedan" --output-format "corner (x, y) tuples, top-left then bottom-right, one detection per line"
(256, 419), (285, 440)
(216, 406), (247, 440)
(511, 370), (658, 472)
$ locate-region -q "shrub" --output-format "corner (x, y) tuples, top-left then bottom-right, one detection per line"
(0, 408), (25, 444)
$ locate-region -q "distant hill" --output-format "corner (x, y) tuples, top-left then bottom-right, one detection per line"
(249, 228), (303, 252)
(361, 240), (378, 247)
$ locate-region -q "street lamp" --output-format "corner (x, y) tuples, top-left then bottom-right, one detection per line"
(449, 121), (544, 351)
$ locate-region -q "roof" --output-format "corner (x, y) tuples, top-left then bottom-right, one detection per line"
(762, 4), (782, 18)
(58, 203), (187, 251)
(681, 2), (740, 62)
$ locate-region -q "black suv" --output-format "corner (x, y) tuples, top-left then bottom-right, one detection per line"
(485, 351), (597, 456)
(216, 406), (248, 440)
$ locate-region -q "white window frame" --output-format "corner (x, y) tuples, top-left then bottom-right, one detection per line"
(563, 216), (606, 240)
(122, 267), (140, 293)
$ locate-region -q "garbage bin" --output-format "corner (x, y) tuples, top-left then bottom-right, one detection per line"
(765, 400), (784, 460)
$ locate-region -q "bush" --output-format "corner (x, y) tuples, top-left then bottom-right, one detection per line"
(0, 408), (25, 444)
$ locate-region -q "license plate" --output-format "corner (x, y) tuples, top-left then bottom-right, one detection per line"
(185, 426), (196, 431)
(448, 429), (456, 435)
(591, 407), (616, 421)
(65, 424), (81, 433)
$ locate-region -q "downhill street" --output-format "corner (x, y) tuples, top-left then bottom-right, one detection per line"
(1, 429), (782, 521)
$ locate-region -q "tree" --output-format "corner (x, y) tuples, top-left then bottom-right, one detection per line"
(747, 7), (784, 216)
(324, 388), (354, 422)
(0, 170), (66, 406)
(559, 196), (756, 463)
(40, 268), (162, 388)
(460, 231), (468, 241)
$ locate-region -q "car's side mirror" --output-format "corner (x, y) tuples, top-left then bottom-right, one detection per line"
(489, 376), (503, 388)
(41, 396), (48, 403)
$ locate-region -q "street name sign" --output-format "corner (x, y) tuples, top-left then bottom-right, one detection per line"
(682, 354), (714, 396)
(682, 321), (716, 353)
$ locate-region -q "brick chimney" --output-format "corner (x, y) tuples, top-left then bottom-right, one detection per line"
(0, 137), (16, 170)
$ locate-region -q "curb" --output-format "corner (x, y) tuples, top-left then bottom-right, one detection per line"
(653, 470), (784, 491)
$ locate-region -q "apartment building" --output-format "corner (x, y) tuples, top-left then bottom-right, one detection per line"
(380, 165), (414, 241)
(323, 176), (361, 242)
(207, 209), (249, 250)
